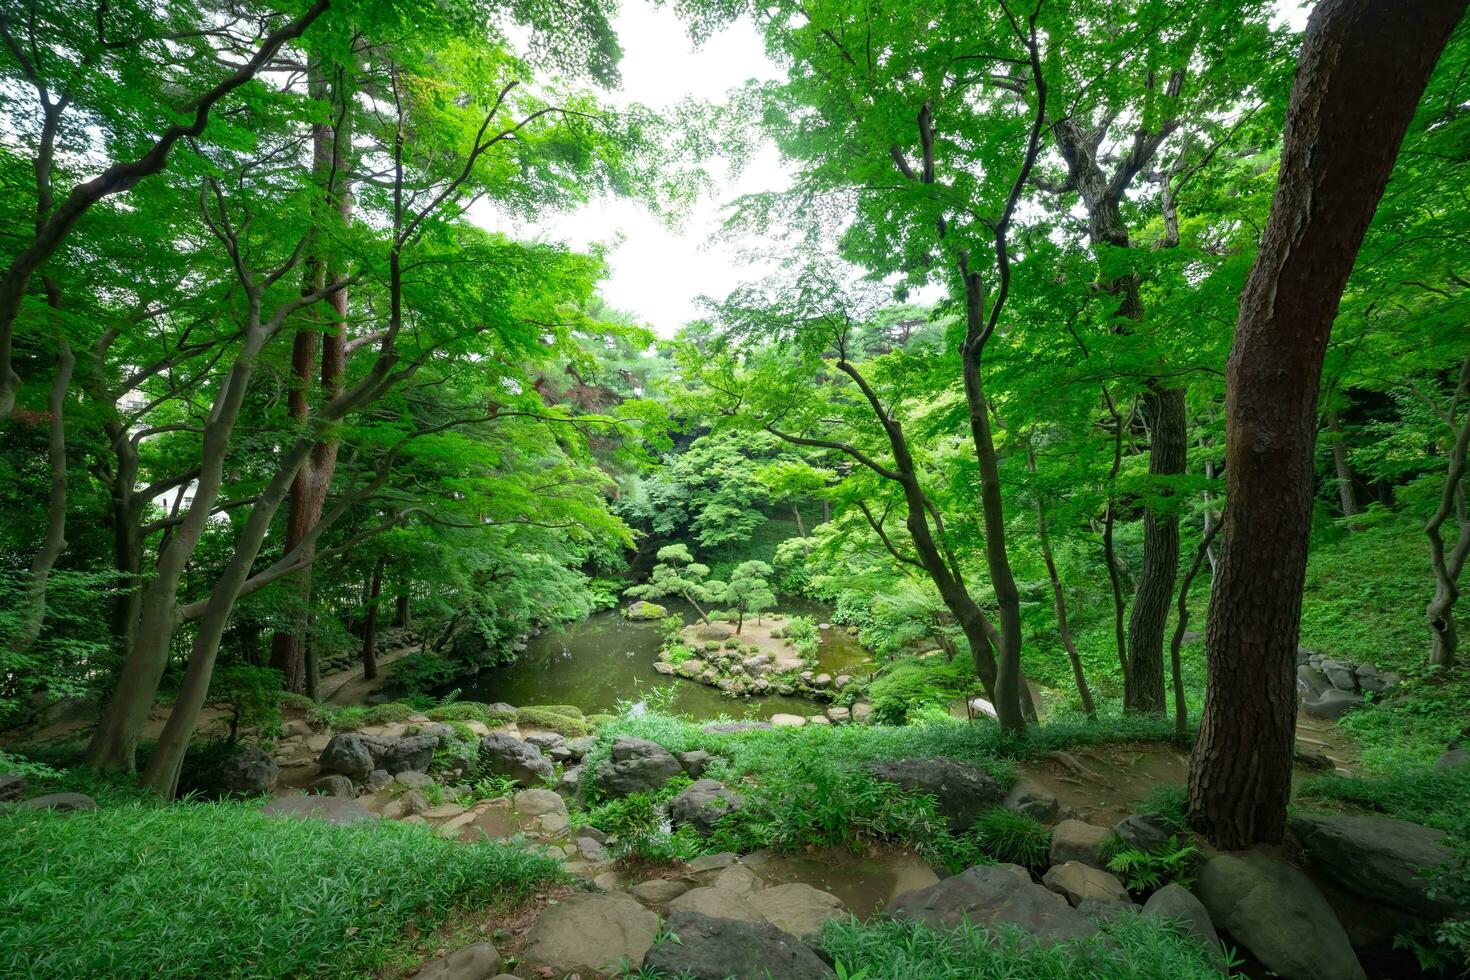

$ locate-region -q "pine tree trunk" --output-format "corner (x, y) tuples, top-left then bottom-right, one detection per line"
(1188, 0), (1465, 849)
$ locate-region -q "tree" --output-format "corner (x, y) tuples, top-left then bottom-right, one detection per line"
(626, 544), (722, 626)
(722, 561), (776, 634)
(1188, 0), (1467, 849)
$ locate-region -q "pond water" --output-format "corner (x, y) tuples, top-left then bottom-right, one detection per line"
(449, 599), (873, 721)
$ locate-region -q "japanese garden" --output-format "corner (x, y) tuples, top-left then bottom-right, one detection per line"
(1, 0), (1468, 977)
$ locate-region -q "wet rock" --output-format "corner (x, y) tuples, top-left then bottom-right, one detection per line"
(1112, 812), (1174, 853)
(476, 733), (552, 787)
(1194, 851), (1364, 980)
(1143, 883), (1222, 960)
(644, 912), (835, 980)
(1042, 862), (1129, 907)
(520, 893), (658, 975)
(1050, 819), (1112, 869)
(262, 793), (375, 826)
(864, 757), (1002, 832)
(889, 864), (1098, 942)
(0, 772), (26, 803)
(679, 749), (714, 777)
(414, 942), (501, 980)
(307, 774), (356, 798)
(16, 792), (96, 813)
(760, 882), (848, 938)
(1291, 812), (1461, 917)
(629, 878), (691, 906)
(595, 738), (682, 797)
(318, 733), (376, 781)
(513, 788), (567, 818)
(1303, 688), (1364, 720)
(1003, 782), (1059, 823)
(652, 661), (676, 675)
(669, 779), (742, 834)
(380, 733), (437, 775)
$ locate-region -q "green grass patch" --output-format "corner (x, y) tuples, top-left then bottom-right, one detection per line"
(515, 707), (592, 737)
(0, 801), (564, 978)
(425, 701), (518, 725)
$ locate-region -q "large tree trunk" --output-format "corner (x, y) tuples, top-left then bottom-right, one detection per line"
(269, 61), (353, 696)
(1125, 385), (1187, 713)
(1188, 0), (1465, 849)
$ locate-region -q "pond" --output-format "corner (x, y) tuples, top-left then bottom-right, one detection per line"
(448, 599), (873, 721)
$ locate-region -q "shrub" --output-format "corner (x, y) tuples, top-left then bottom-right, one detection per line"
(0, 802), (564, 978)
(383, 653), (459, 698)
(665, 644), (695, 667)
(783, 615), (820, 656)
(516, 707), (592, 738)
(867, 655), (976, 724)
(1106, 836), (1201, 893)
(724, 638), (742, 650)
(967, 807), (1052, 871)
(704, 640), (723, 652)
(205, 665), (283, 745)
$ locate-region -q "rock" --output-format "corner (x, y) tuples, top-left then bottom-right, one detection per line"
(520, 893), (658, 975)
(1303, 688), (1365, 720)
(668, 779), (742, 834)
(513, 788), (568, 817)
(564, 736), (597, 759)
(645, 912), (834, 980)
(864, 757), (1001, 832)
(595, 738), (682, 797)
(834, 675), (851, 691)
(889, 864), (1098, 943)
(760, 882), (848, 938)
(702, 722), (771, 733)
(366, 769), (393, 791)
(576, 836), (608, 862)
(1042, 862), (1130, 907)
(0, 772), (26, 803)
(1076, 897), (1137, 922)
(16, 792), (97, 813)
(1112, 812), (1174, 853)
(422, 803), (466, 820)
(402, 790), (428, 815)
(808, 715), (829, 726)
(380, 733), (437, 774)
(678, 749), (714, 778)
(1050, 819), (1113, 869)
(771, 713), (806, 727)
(1143, 883), (1222, 959)
(1320, 659), (1358, 691)
(262, 793), (375, 826)
(414, 942), (502, 980)
(1291, 812), (1460, 917)
(825, 706), (851, 724)
(280, 718), (314, 739)
(687, 851), (738, 872)
(395, 770), (434, 790)
(539, 812), (569, 834)
(307, 774), (356, 798)
(629, 878), (691, 905)
(818, 622), (832, 630)
(1003, 782), (1059, 823)
(417, 722), (457, 745)
(712, 864), (762, 895)
(851, 702), (874, 724)
(318, 733), (376, 781)
(1359, 669), (1400, 694)
(813, 673), (832, 688)
(669, 883), (762, 921)
(1296, 665), (1333, 700)
(556, 765), (582, 797)
(1435, 746), (1469, 771)
(477, 733), (552, 787)
(524, 731), (566, 752)
(202, 744), (278, 797)
(624, 600), (669, 620)
(1194, 851), (1365, 980)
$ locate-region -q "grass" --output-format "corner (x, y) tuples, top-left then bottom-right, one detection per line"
(0, 801), (565, 978)
(965, 808), (1052, 871)
(1295, 763), (1470, 833)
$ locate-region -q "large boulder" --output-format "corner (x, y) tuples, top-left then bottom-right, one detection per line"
(0, 772), (28, 803)
(1004, 781), (1059, 823)
(1297, 666), (1333, 700)
(668, 885), (763, 923)
(668, 779), (742, 834)
(1041, 862), (1130, 907)
(888, 864), (1099, 943)
(1143, 883), (1222, 960)
(862, 757), (1001, 832)
(1050, 819), (1113, 869)
(644, 912), (834, 980)
(196, 744), (278, 798)
(414, 942), (502, 980)
(1320, 659), (1358, 691)
(624, 600), (669, 621)
(318, 733), (377, 781)
(512, 788), (567, 818)
(16, 792), (97, 813)
(759, 883), (849, 939)
(1112, 811), (1174, 853)
(519, 893), (658, 975)
(678, 749), (714, 778)
(595, 738), (683, 798)
(476, 733), (552, 788)
(1194, 851), (1365, 980)
(1291, 812), (1461, 917)
(1302, 688), (1364, 720)
(262, 793), (376, 826)
(379, 734), (437, 775)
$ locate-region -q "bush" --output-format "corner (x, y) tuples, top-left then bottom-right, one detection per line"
(383, 653), (459, 699)
(0, 802), (564, 978)
(1106, 836), (1201, 893)
(967, 808), (1052, 871)
(205, 666), (283, 744)
(783, 615), (820, 656)
(868, 655), (977, 724)
(723, 638), (742, 650)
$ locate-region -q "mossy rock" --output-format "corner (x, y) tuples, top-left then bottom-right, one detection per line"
(586, 713), (615, 727)
(515, 707), (592, 738)
(623, 600), (669, 620)
(521, 703), (584, 719)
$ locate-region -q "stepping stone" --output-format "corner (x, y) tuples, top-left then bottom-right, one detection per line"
(262, 794), (375, 826)
(1042, 862), (1130, 907)
(644, 911), (834, 979)
(519, 893), (658, 975)
(416, 942), (501, 979)
(628, 878), (691, 906)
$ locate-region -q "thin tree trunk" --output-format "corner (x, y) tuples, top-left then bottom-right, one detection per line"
(394, 585), (411, 628)
(362, 554), (386, 680)
(1426, 349), (1470, 667)
(1171, 520), (1222, 738)
(1030, 452), (1096, 717)
(1202, 454), (1220, 574)
(1102, 392), (1132, 678)
(1188, 0), (1464, 849)
(1326, 408), (1362, 518)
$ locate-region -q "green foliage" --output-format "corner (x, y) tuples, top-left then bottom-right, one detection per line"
(721, 560), (777, 631)
(0, 802), (565, 978)
(1338, 664), (1470, 772)
(1106, 837), (1202, 893)
(575, 774), (705, 861)
(1296, 766), (1470, 834)
(966, 808), (1052, 872)
(515, 707), (593, 738)
(425, 701), (518, 725)
(383, 654), (460, 699)
(782, 614), (821, 657)
(868, 655), (978, 725)
(205, 666), (283, 745)
(625, 544), (723, 620)
(666, 644), (695, 667)
(814, 915), (1233, 980)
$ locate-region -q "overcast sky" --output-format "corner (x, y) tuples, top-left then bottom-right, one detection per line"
(493, 0), (1314, 339)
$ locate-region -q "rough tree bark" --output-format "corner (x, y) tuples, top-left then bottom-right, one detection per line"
(1326, 408), (1363, 518)
(1426, 349), (1470, 667)
(1188, 0), (1466, 849)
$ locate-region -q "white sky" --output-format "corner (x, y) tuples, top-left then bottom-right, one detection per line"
(490, 0), (1314, 339)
